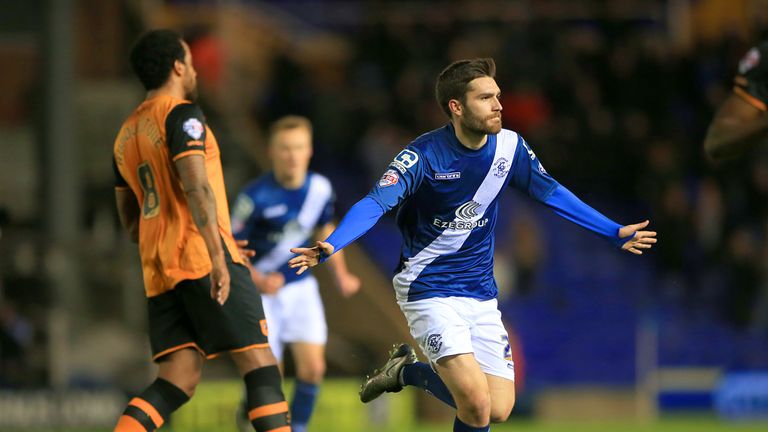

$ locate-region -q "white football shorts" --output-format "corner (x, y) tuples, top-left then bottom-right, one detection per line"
(398, 296), (515, 381)
(261, 275), (327, 362)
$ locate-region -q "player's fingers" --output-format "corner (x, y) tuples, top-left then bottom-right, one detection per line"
(236, 239), (248, 247)
(632, 220), (650, 230)
(638, 231), (657, 238)
(638, 236), (657, 244)
(635, 242), (652, 249)
(296, 265), (308, 275)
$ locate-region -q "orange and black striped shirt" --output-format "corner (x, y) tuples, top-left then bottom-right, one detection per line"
(113, 94), (244, 297)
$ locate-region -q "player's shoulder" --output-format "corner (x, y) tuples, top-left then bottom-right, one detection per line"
(406, 126), (447, 155)
(307, 171), (334, 196)
(240, 173), (274, 198)
(496, 128), (522, 148)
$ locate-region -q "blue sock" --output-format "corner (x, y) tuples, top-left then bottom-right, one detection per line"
(401, 362), (456, 408)
(290, 380), (319, 430)
(454, 416), (490, 431)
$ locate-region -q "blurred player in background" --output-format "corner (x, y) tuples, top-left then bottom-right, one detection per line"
(112, 29), (289, 432)
(705, 38), (768, 160)
(231, 115), (360, 432)
(289, 58), (656, 432)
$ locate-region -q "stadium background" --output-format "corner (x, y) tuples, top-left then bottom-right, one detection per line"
(1, 0), (768, 430)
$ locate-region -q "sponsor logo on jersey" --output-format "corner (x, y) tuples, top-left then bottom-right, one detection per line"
(433, 217), (489, 230)
(432, 200), (488, 230)
(182, 118), (204, 140)
(434, 171), (461, 180)
(739, 47), (761, 75)
(426, 334), (443, 354)
(390, 149), (419, 174)
(378, 169), (399, 187)
(492, 157), (510, 178)
(455, 200), (480, 220)
(263, 203), (288, 219)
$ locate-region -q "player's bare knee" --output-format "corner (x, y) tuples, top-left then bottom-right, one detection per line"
(297, 360), (325, 383)
(456, 392), (491, 425)
(490, 405), (513, 423)
(231, 346), (278, 375)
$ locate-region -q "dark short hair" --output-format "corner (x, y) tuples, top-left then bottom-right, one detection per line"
(268, 115), (313, 144)
(435, 58), (496, 117)
(129, 29), (185, 91)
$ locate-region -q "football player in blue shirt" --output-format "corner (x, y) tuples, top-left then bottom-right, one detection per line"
(289, 59), (657, 432)
(232, 116), (360, 432)
(705, 39), (768, 160)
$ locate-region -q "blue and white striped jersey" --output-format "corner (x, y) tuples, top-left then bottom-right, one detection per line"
(367, 124), (558, 302)
(231, 172), (334, 283)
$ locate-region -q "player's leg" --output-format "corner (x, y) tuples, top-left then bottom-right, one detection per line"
(486, 374), (515, 423)
(470, 298), (516, 423)
(115, 287), (203, 432)
(236, 293), (283, 432)
(114, 349), (202, 432)
(361, 297), (473, 417)
(279, 276), (327, 431)
(230, 347), (290, 431)
(185, 262), (290, 431)
(288, 342), (325, 432)
(434, 353), (491, 431)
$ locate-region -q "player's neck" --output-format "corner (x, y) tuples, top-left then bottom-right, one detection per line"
(146, 82), (186, 101)
(274, 171), (306, 190)
(452, 121), (488, 150)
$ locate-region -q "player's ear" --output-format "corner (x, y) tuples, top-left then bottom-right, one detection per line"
(448, 99), (463, 117)
(172, 59), (185, 77)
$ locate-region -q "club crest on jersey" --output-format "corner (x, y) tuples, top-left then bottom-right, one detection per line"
(390, 149), (419, 174)
(492, 157), (510, 178)
(183, 118), (204, 140)
(378, 169), (399, 187)
(426, 334), (443, 354)
(739, 47), (761, 75)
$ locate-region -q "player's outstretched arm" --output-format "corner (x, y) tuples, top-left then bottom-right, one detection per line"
(617, 220), (657, 255)
(289, 241), (335, 275)
(315, 223), (361, 297)
(542, 184), (658, 251)
(288, 196), (385, 274)
(704, 93), (768, 160)
(175, 154), (230, 305)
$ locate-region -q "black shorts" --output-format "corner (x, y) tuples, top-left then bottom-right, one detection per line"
(147, 261), (268, 361)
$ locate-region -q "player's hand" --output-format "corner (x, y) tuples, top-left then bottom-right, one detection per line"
(288, 241), (334, 275)
(336, 272), (361, 298)
(618, 220), (657, 255)
(236, 239), (256, 261)
(210, 258), (231, 305)
(259, 272), (285, 295)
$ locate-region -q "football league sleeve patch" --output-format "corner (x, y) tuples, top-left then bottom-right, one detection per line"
(165, 103), (208, 161)
(734, 41), (768, 111)
(367, 147), (425, 212)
